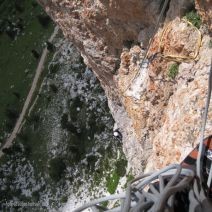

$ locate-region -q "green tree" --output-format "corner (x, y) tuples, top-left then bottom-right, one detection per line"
(49, 158), (66, 182)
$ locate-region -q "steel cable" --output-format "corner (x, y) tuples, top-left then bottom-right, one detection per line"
(74, 166), (195, 212)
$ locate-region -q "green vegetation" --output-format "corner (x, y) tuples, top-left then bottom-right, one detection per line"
(101, 201), (109, 208)
(16, 126), (49, 172)
(0, 43), (128, 208)
(126, 172), (134, 183)
(0, 13), (128, 207)
(49, 63), (60, 74)
(106, 171), (120, 194)
(123, 170), (135, 188)
(49, 157), (66, 182)
(61, 195), (68, 203)
(184, 11), (201, 29)
(168, 63), (179, 79)
(0, 0), (53, 142)
(115, 158), (127, 177)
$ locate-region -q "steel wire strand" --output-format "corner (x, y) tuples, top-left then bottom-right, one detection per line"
(193, 179), (201, 201)
(154, 175), (194, 212)
(123, 166), (179, 212)
(125, 165), (190, 212)
(167, 195), (175, 212)
(122, 173), (151, 212)
(136, 167), (194, 212)
(72, 193), (125, 212)
(165, 165), (182, 187)
(188, 178), (210, 212)
(74, 166), (179, 212)
(131, 192), (147, 211)
(131, 200), (153, 212)
(74, 173), (151, 212)
(159, 175), (165, 192)
(135, 164), (181, 190)
(189, 189), (200, 212)
(149, 183), (160, 195)
(74, 166), (195, 211)
(207, 163), (212, 188)
(149, 168), (194, 211)
(189, 179), (207, 212)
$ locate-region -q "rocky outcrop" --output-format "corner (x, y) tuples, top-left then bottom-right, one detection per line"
(195, 0), (212, 31)
(116, 17), (212, 171)
(37, 0), (161, 90)
(38, 0), (212, 174)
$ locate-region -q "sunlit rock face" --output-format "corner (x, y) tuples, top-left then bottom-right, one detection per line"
(116, 17), (212, 171)
(195, 0), (212, 30)
(38, 0), (212, 173)
(37, 0), (162, 89)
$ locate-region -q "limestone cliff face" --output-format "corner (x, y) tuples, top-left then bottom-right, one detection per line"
(195, 0), (212, 30)
(37, 0), (161, 89)
(38, 0), (212, 174)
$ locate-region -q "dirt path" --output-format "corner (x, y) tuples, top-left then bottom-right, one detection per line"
(0, 27), (59, 158)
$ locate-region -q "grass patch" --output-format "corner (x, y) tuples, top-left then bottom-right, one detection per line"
(184, 11), (201, 29)
(115, 158), (127, 177)
(101, 201), (109, 208)
(0, 0), (53, 141)
(106, 171), (120, 194)
(126, 173), (134, 183)
(0, 28), (127, 209)
(168, 63), (179, 79)
(124, 170), (135, 188)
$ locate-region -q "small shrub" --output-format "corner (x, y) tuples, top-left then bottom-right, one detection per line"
(46, 41), (55, 52)
(123, 40), (134, 49)
(87, 155), (98, 171)
(31, 49), (40, 59)
(101, 201), (109, 208)
(37, 15), (51, 28)
(32, 2), (38, 7)
(49, 63), (60, 74)
(2, 144), (22, 155)
(115, 159), (127, 177)
(49, 158), (66, 182)
(5, 121), (13, 131)
(2, 147), (13, 155)
(12, 92), (20, 99)
(27, 113), (40, 124)
(61, 196), (68, 203)
(184, 11), (201, 29)
(168, 63), (179, 79)
(32, 191), (40, 202)
(126, 173), (134, 183)
(15, 1), (24, 13)
(5, 107), (19, 121)
(61, 113), (69, 129)
(49, 83), (58, 93)
(61, 113), (79, 134)
(17, 131), (28, 141)
(124, 170), (135, 188)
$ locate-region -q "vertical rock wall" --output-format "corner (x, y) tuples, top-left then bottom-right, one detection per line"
(38, 0), (212, 173)
(37, 0), (161, 88)
(195, 0), (212, 31)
